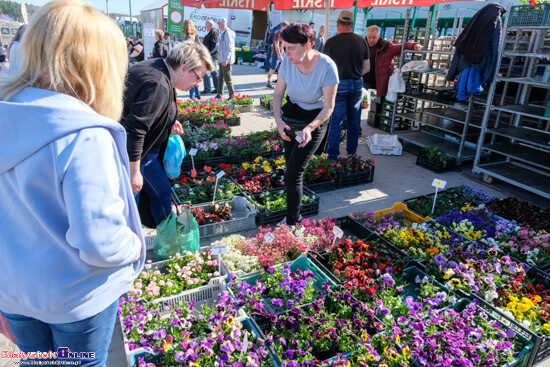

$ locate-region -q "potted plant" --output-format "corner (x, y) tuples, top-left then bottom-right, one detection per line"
(416, 146), (456, 173)
(230, 93), (254, 113)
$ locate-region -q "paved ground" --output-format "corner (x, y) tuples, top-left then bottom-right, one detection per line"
(2, 63), (549, 367)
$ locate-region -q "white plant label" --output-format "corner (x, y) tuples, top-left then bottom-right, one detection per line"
(216, 170), (226, 179)
(264, 232), (275, 243)
(189, 148), (198, 156)
(211, 245), (227, 255)
(332, 225), (344, 239)
(431, 179), (447, 189)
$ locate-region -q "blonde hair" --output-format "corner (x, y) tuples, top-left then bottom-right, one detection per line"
(0, 0), (128, 121)
(319, 25), (325, 37)
(183, 19), (197, 35)
(154, 29), (164, 39)
(166, 41), (214, 73)
(367, 25), (380, 35)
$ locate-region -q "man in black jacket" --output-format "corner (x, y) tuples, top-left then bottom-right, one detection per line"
(121, 42), (214, 227)
(152, 29), (169, 58)
(202, 19), (219, 94)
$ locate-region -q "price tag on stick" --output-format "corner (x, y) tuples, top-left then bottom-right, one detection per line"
(332, 225), (344, 244)
(431, 179), (447, 216)
(264, 232), (274, 243)
(189, 148), (198, 171)
(212, 171), (225, 203)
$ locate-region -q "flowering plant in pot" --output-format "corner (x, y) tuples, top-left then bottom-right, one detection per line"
(381, 221), (466, 261)
(181, 201), (232, 225)
(406, 185), (496, 217)
(263, 286), (383, 365)
(351, 210), (406, 233)
(228, 263), (317, 315)
(326, 238), (410, 298)
(230, 93), (253, 105)
(172, 166), (241, 205)
(216, 234), (263, 274)
(437, 207), (518, 241)
(428, 253), (527, 296)
(370, 272), (456, 328)
(487, 197), (550, 232)
(253, 190), (313, 212)
(119, 292), (274, 366)
(127, 251), (221, 301)
(303, 154), (338, 185)
(330, 332), (412, 367)
(490, 274), (550, 337)
(400, 301), (526, 366)
(238, 226), (311, 267)
(493, 227), (550, 266)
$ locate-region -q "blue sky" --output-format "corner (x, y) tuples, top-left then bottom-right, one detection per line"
(14, 0), (157, 15)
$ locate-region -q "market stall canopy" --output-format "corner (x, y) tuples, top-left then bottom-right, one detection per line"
(181, 0), (467, 11)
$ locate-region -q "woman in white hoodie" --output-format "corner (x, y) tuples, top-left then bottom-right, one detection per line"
(0, 1), (144, 366)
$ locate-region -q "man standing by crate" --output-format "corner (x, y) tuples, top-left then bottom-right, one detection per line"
(202, 19), (219, 94)
(216, 17), (236, 99)
(323, 10), (370, 161)
(364, 25), (422, 127)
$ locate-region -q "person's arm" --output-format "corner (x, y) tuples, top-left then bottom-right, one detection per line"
(299, 84), (337, 148)
(210, 44), (219, 55)
(405, 42), (422, 51)
(273, 76), (291, 141)
(362, 59), (370, 75)
(120, 80), (170, 192)
(61, 128), (142, 268)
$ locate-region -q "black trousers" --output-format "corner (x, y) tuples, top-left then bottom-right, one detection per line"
(284, 121), (328, 225)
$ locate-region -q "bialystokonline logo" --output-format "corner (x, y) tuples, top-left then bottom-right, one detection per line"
(1, 347), (95, 360)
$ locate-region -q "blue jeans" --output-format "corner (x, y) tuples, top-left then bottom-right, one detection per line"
(135, 153), (172, 226)
(203, 70), (219, 92)
(189, 86), (200, 99)
(327, 79), (363, 160)
(264, 44), (272, 70)
(1, 300), (118, 367)
(203, 60), (219, 92)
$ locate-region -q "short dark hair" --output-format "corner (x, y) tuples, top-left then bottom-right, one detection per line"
(309, 22), (314, 25)
(281, 23), (315, 45)
(337, 19), (353, 27)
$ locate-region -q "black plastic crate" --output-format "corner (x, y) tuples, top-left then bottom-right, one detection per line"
(338, 162), (375, 188)
(305, 180), (338, 193)
(248, 186), (320, 226)
(335, 216), (373, 240)
(416, 153), (457, 173)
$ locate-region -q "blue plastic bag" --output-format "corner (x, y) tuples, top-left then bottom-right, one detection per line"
(163, 135), (186, 179)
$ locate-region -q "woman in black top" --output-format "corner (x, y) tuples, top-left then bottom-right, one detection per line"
(121, 41), (213, 227)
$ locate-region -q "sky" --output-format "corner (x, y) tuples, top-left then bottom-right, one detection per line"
(12, 0), (157, 15)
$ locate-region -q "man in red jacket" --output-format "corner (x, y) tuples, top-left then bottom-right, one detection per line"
(363, 25), (421, 127)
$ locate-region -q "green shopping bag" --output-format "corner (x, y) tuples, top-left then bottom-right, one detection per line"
(154, 210), (200, 260)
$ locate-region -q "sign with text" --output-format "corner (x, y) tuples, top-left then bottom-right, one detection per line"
(168, 0), (185, 34)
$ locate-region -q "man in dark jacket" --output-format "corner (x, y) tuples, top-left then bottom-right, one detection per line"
(121, 42), (213, 227)
(152, 29), (169, 58)
(202, 19), (219, 94)
(364, 25), (421, 126)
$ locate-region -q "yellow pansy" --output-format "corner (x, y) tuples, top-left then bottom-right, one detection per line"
(264, 166), (272, 173)
(254, 156), (262, 164)
(544, 323), (550, 333)
(242, 162), (250, 170)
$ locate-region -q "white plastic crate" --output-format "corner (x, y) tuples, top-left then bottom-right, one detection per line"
(193, 196), (256, 239)
(367, 134), (403, 155)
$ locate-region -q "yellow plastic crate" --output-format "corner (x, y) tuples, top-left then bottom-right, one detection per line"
(373, 202), (432, 226)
